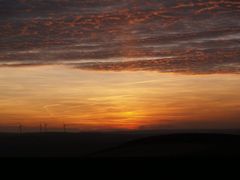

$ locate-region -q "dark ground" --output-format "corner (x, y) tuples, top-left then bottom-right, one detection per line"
(0, 132), (147, 157)
(1, 132), (240, 158)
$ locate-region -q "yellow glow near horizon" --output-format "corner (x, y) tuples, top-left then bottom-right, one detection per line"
(0, 65), (240, 131)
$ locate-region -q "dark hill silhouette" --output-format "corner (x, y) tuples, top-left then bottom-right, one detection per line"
(1, 133), (240, 158)
(0, 133), (145, 157)
(91, 133), (240, 158)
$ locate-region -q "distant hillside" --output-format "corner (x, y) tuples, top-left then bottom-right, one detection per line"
(91, 133), (240, 158)
(1, 133), (240, 158)
(0, 133), (145, 157)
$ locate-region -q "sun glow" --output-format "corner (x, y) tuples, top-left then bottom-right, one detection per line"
(0, 65), (240, 131)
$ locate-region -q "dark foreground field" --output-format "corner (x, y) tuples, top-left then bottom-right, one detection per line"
(1, 132), (240, 158)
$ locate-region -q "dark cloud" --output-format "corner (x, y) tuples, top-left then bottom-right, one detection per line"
(71, 49), (240, 74)
(0, 0), (240, 74)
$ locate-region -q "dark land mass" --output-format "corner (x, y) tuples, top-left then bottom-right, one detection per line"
(0, 132), (147, 157)
(92, 133), (240, 158)
(1, 132), (240, 158)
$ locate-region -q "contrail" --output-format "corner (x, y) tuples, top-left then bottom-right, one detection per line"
(43, 104), (61, 118)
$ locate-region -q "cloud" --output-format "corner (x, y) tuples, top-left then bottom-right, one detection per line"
(70, 49), (240, 74)
(0, 0), (239, 74)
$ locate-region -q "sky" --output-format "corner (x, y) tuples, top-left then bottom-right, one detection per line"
(0, 0), (240, 131)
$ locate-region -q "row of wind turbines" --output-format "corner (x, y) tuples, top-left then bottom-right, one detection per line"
(15, 123), (68, 134)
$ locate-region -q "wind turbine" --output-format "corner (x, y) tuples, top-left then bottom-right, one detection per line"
(40, 123), (43, 133)
(63, 123), (67, 133)
(18, 123), (23, 134)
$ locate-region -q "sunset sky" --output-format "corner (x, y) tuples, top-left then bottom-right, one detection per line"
(0, 0), (240, 131)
